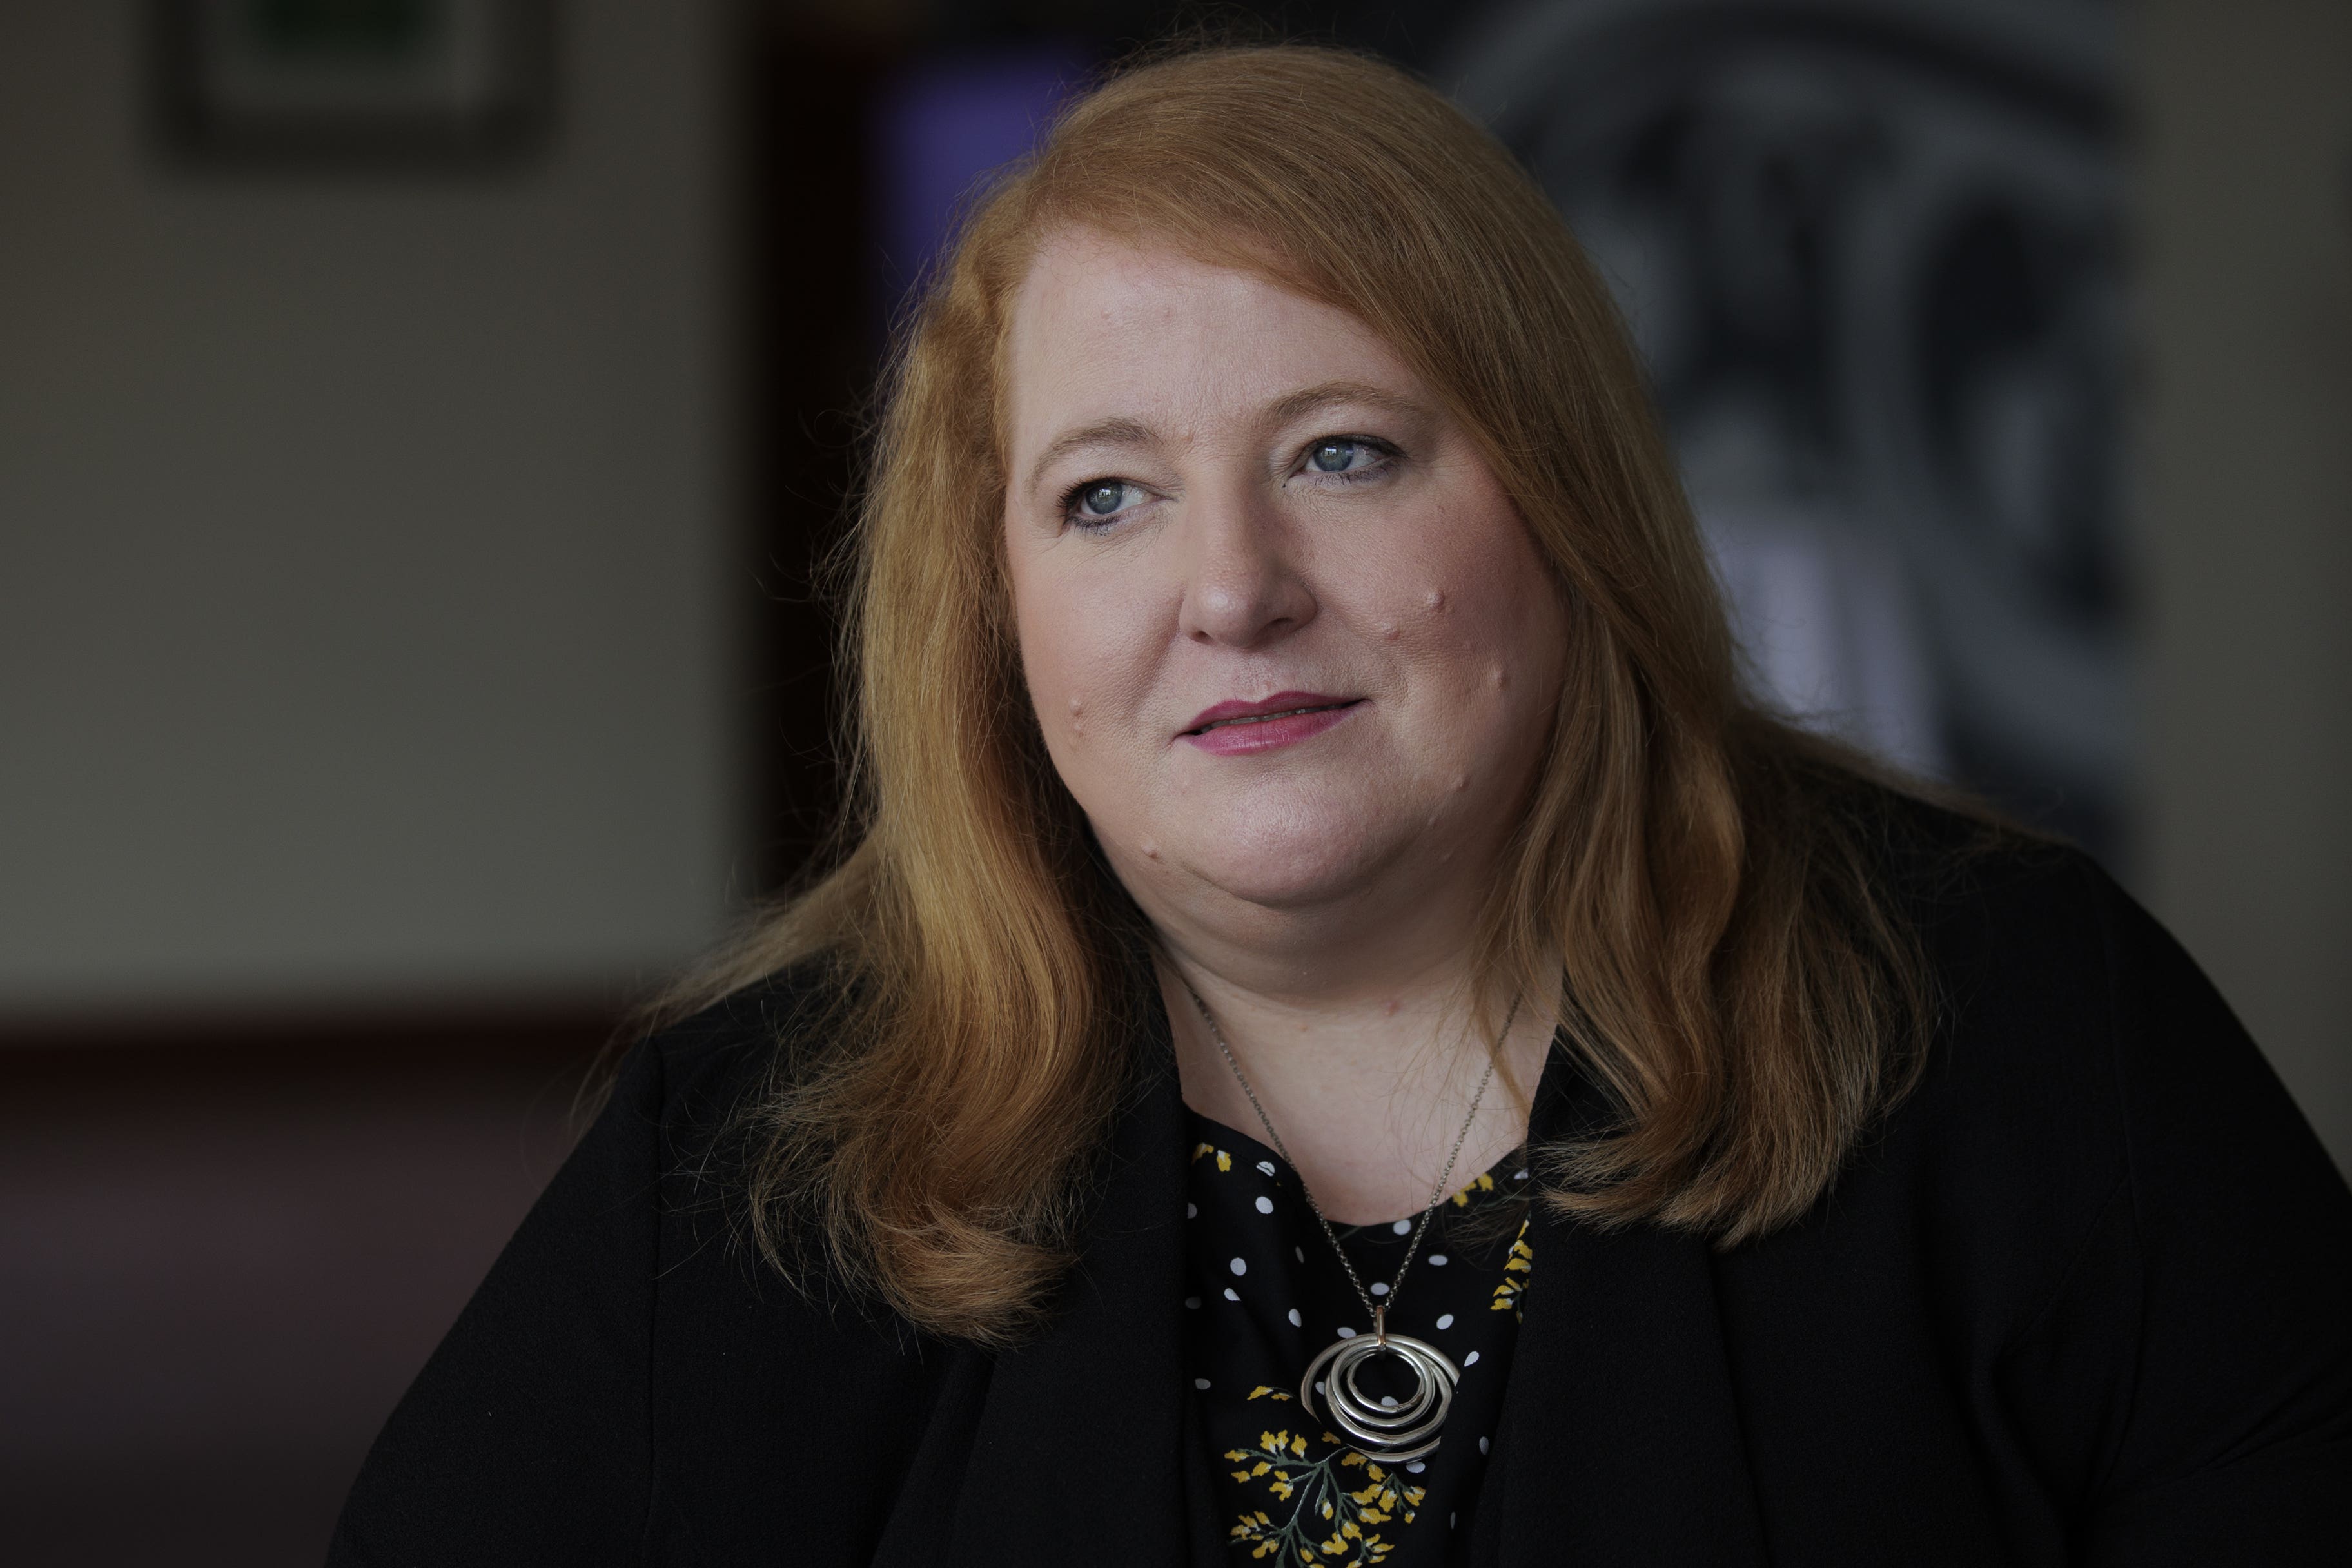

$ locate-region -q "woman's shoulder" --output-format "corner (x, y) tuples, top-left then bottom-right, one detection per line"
(1776, 764), (2127, 1016)
(1719, 784), (2352, 1540)
(1854, 783), (2134, 1004)
(1841, 783), (2349, 1283)
(1856, 786), (2188, 1111)
(587, 958), (854, 1191)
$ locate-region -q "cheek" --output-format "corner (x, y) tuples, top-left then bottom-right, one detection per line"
(1011, 576), (1092, 750)
(1009, 552), (1161, 786)
(1464, 550), (1569, 693)
(1380, 486), (1565, 705)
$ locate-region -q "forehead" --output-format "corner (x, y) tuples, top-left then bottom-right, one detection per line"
(1001, 228), (1418, 450)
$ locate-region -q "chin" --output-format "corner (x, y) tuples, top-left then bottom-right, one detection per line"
(1175, 811), (1409, 912)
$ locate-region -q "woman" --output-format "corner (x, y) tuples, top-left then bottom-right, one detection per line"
(330, 44), (2352, 1567)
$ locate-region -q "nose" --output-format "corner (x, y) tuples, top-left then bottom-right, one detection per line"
(1174, 483), (1317, 649)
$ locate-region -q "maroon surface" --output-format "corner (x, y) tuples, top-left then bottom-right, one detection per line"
(0, 1019), (605, 1566)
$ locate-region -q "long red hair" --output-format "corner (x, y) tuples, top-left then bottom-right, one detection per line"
(663, 43), (1937, 1344)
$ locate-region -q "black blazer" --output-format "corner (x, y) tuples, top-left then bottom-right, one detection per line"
(329, 836), (2352, 1565)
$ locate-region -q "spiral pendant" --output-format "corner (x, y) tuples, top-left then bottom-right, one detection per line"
(1298, 1327), (1459, 1464)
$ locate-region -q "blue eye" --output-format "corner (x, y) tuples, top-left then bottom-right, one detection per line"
(1309, 439), (1360, 473)
(1079, 480), (1129, 516)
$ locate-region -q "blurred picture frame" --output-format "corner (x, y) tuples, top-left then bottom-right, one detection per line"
(152, 0), (554, 168)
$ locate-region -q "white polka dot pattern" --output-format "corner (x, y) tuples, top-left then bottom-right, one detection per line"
(1182, 1108), (1533, 1566)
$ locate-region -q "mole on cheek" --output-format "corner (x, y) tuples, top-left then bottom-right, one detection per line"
(1423, 587), (1447, 612)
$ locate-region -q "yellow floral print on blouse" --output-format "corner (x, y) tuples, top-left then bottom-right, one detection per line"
(1449, 1172), (1499, 1206)
(1186, 1112), (1532, 1564)
(1222, 1389), (1428, 1565)
(1491, 1222), (1532, 1319)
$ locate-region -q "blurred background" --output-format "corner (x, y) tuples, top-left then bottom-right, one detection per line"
(1, 0), (2344, 1560)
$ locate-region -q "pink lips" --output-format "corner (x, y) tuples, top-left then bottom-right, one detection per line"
(1179, 691), (1362, 756)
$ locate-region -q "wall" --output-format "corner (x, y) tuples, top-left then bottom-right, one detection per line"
(0, 1), (740, 1018)
(2138, 0), (2352, 1170)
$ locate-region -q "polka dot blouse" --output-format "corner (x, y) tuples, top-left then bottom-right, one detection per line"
(1182, 1108), (1534, 1566)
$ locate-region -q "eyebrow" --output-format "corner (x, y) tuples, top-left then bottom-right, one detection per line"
(1025, 416), (1155, 498)
(1022, 380), (1434, 497)
(1261, 379), (1432, 431)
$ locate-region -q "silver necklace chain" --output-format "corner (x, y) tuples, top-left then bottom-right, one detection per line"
(1183, 982), (1509, 1333)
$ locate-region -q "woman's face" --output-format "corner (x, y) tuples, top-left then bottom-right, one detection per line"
(1001, 230), (1569, 941)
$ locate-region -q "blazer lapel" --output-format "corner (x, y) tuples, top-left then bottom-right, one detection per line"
(1473, 1061), (1771, 1565)
(938, 1019), (1194, 1568)
(903, 1005), (1770, 1565)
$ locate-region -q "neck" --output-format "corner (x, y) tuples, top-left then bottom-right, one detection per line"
(1152, 935), (1557, 1226)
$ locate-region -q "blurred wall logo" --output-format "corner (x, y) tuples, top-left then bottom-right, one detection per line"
(1449, 0), (2128, 852)
(152, 0), (554, 166)
(245, 0), (438, 58)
